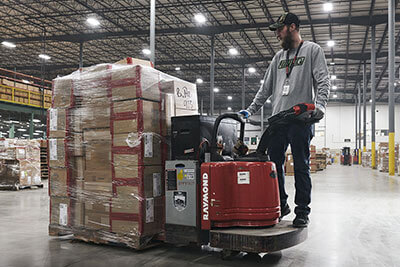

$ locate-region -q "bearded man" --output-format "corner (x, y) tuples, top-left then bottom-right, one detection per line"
(239, 12), (331, 227)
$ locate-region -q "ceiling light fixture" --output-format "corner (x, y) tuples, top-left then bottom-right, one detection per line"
(196, 78), (203, 84)
(142, 48), (151, 55)
(332, 85), (337, 90)
(227, 107), (232, 111)
(323, 3), (333, 12)
(260, 80), (264, 84)
(2, 41), (16, 48)
(86, 17), (100, 27)
(227, 96), (232, 100)
(17, 128), (26, 132)
(39, 54), (51, 60)
(330, 75), (337, 80)
(213, 88), (219, 93)
(266, 99), (271, 103)
(333, 94), (338, 98)
(229, 48), (238, 56)
(327, 40), (335, 47)
(248, 67), (256, 73)
(330, 62), (335, 65)
(32, 119), (41, 123)
(175, 67), (181, 71)
(194, 13), (206, 24)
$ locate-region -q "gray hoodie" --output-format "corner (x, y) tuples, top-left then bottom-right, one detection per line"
(247, 41), (330, 116)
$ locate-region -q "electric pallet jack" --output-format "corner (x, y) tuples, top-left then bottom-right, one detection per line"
(165, 103), (319, 259)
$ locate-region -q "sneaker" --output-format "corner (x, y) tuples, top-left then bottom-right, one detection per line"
(293, 214), (309, 228)
(279, 204), (291, 221)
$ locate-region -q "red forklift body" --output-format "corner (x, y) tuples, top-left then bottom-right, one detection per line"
(201, 161), (280, 230)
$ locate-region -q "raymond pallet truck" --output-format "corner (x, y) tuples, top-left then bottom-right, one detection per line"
(165, 103), (318, 258)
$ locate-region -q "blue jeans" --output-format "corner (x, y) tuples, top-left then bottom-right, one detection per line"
(267, 123), (314, 216)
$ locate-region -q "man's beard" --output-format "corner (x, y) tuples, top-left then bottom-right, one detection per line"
(280, 31), (294, 50)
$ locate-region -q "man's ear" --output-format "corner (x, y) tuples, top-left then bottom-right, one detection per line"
(289, 23), (296, 32)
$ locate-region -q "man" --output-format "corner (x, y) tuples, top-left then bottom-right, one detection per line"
(239, 12), (330, 227)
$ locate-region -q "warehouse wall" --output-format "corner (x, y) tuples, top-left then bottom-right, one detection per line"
(241, 103), (400, 151)
(312, 103), (400, 150)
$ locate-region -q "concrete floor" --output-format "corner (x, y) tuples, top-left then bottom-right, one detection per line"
(1, 164), (400, 267)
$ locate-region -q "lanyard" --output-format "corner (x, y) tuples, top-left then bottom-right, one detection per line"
(286, 41), (304, 79)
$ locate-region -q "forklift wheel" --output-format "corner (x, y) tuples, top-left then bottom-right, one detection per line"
(220, 249), (240, 260)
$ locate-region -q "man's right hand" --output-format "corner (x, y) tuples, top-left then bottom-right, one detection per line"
(238, 110), (250, 119)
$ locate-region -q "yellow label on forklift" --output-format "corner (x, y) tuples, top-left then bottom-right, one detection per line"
(177, 169), (184, 180)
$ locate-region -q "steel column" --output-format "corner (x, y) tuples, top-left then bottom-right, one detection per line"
(29, 113), (34, 139)
(9, 124), (15, 139)
(358, 84), (362, 164)
(355, 97), (358, 152)
(388, 0), (396, 175)
(363, 62), (367, 153)
(242, 65), (245, 110)
(210, 35), (215, 116)
(150, 0), (156, 64)
(79, 42), (83, 68)
(371, 25), (377, 169)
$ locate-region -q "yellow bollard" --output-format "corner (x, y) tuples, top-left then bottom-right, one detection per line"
(358, 149), (362, 165)
(389, 132), (395, 175)
(371, 142), (376, 169)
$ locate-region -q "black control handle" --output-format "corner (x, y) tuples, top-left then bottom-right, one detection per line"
(210, 113), (245, 156)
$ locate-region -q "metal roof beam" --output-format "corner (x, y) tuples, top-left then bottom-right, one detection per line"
(5, 14), (400, 43)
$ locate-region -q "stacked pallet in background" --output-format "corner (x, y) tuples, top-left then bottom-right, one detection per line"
(48, 58), (198, 249)
(316, 153), (327, 171)
(0, 139), (42, 190)
(362, 151), (372, 168)
(284, 153), (294, 176)
(0, 77), (52, 107)
(378, 142), (399, 172)
(310, 145), (317, 173)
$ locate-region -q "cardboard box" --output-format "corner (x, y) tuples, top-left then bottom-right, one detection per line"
(85, 141), (111, 171)
(49, 168), (68, 197)
(160, 80), (198, 114)
(110, 65), (162, 102)
(113, 133), (162, 165)
(83, 181), (112, 196)
(72, 156), (85, 180)
(53, 77), (72, 108)
(114, 57), (153, 67)
(84, 201), (110, 230)
(48, 108), (67, 138)
(50, 196), (70, 226)
(83, 128), (111, 141)
(71, 133), (83, 156)
(75, 104), (110, 129)
(48, 139), (66, 168)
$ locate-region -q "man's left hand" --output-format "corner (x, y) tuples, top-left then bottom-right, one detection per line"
(312, 104), (325, 120)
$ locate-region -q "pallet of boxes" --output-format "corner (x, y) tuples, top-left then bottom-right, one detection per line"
(377, 142), (399, 173)
(0, 77), (52, 108)
(310, 145), (317, 173)
(316, 151), (327, 171)
(0, 139), (42, 190)
(284, 152), (294, 176)
(361, 150), (372, 168)
(48, 58), (198, 249)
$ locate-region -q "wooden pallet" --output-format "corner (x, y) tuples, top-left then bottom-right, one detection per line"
(71, 227), (162, 250)
(48, 224), (73, 236)
(0, 183), (44, 191)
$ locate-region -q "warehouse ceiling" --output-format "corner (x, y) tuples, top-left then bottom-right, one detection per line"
(0, 0), (400, 114)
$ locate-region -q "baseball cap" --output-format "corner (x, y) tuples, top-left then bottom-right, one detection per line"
(269, 12), (300, 31)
